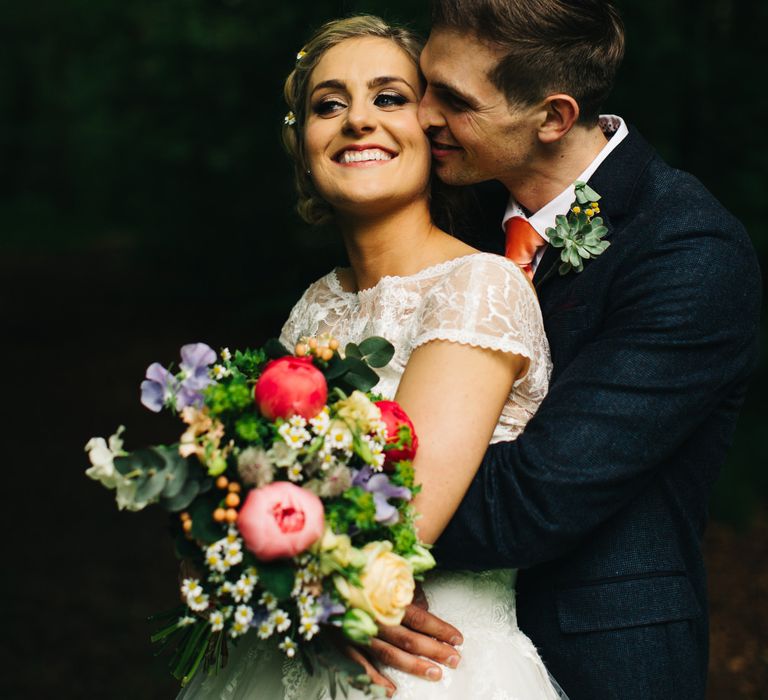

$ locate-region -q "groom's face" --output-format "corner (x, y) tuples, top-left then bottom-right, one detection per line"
(419, 29), (541, 187)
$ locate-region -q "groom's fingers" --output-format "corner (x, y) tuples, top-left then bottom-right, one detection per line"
(345, 645), (396, 697)
(377, 623), (461, 668)
(401, 603), (463, 646)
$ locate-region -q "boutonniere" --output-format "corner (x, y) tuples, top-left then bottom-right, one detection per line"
(545, 181), (610, 275)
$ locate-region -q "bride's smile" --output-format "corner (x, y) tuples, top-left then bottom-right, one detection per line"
(304, 36), (431, 215)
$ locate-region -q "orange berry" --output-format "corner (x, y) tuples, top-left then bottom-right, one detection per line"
(213, 508), (227, 522)
(180, 512), (191, 521)
(320, 348), (333, 362)
(308, 338), (318, 350)
(227, 482), (241, 493)
(295, 343), (308, 357)
(329, 338), (339, 351)
(182, 519), (193, 533)
(215, 476), (229, 489)
(225, 508), (238, 523)
(225, 492), (240, 508)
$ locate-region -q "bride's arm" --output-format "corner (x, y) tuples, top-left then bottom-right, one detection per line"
(395, 340), (527, 544)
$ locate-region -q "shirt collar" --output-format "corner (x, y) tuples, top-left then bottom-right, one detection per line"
(502, 115), (629, 240)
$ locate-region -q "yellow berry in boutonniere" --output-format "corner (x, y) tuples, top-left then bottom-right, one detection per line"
(585, 208), (595, 217)
(572, 206), (582, 214)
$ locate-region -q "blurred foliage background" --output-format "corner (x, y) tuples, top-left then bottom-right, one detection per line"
(3, 0), (766, 697)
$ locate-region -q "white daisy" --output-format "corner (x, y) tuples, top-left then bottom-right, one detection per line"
(217, 581), (233, 597)
(326, 425), (352, 452)
(229, 621), (248, 638)
(309, 408), (331, 435)
(212, 364), (230, 380)
(181, 578), (202, 598)
(233, 578), (254, 603)
(287, 463), (303, 482)
(271, 609), (292, 632)
(234, 605), (254, 626)
(188, 592), (210, 612)
(299, 615), (320, 640)
(288, 415), (308, 429)
(278, 423), (311, 449)
(209, 611), (225, 632)
(279, 636), (298, 658)
(257, 619), (276, 639)
(259, 592), (278, 611)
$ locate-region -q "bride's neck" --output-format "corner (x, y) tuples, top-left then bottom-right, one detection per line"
(336, 199), (445, 291)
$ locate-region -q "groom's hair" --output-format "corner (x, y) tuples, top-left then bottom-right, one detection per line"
(431, 0), (625, 123)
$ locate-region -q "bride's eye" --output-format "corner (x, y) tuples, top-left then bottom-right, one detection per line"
(374, 91), (408, 108)
(313, 98), (347, 116)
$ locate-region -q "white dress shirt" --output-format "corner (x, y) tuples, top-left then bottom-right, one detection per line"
(502, 115), (629, 272)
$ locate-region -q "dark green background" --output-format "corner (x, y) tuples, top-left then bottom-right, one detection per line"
(3, 1), (766, 698)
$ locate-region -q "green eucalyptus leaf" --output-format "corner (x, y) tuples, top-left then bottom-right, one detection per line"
(114, 448), (164, 476)
(357, 336), (394, 368)
(188, 497), (224, 543)
(324, 356), (351, 380)
(342, 365), (379, 393)
(135, 469), (168, 502)
(163, 479), (201, 512)
(258, 562), (295, 600)
(158, 450), (190, 500)
(344, 343), (362, 360)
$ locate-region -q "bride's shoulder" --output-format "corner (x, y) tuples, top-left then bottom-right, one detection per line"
(438, 252), (532, 292)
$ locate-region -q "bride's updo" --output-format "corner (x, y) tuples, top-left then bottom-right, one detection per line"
(282, 15), (424, 225)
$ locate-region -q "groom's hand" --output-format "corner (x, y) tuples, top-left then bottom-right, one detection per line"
(369, 585), (463, 682)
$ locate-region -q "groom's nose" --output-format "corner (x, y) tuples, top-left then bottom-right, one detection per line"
(418, 86), (446, 133)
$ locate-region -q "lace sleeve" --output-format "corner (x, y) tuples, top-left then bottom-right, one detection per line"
(414, 254), (545, 368)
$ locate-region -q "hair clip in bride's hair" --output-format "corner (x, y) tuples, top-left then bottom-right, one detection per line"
(284, 111), (296, 126)
(296, 49), (307, 62)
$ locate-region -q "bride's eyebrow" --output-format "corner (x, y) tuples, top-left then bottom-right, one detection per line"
(310, 76), (417, 98)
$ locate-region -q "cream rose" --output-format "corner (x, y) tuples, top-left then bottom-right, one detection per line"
(334, 391), (381, 434)
(334, 541), (415, 626)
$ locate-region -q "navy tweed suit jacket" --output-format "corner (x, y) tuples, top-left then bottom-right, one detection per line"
(433, 127), (761, 699)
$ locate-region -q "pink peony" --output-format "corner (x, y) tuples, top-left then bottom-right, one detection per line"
(254, 356), (328, 420)
(237, 482), (325, 561)
(375, 400), (419, 470)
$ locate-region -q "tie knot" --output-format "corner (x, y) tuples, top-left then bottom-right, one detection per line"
(504, 216), (546, 271)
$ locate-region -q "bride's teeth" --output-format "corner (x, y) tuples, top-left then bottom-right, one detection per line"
(340, 149), (393, 164)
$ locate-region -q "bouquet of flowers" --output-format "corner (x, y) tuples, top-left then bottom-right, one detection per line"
(85, 335), (434, 694)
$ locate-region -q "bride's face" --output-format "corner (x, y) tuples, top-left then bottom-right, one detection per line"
(304, 37), (431, 216)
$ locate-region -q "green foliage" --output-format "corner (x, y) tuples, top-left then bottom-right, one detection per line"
(344, 337), (395, 369)
(234, 413), (263, 443)
(390, 521), (417, 555)
(326, 487), (377, 533)
(390, 461), (416, 491)
(205, 376), (253, 415)
(233, 347), (269, 376)
(258, 562), (294, 600)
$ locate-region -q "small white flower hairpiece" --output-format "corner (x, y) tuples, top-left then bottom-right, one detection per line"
(296, 49), (307, 62)
(284, 111), (296, 126)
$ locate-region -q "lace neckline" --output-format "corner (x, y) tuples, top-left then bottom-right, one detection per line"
(327, 252), (494, 299)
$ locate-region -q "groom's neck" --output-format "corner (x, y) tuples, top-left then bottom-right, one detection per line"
(502, 124), (608, 214)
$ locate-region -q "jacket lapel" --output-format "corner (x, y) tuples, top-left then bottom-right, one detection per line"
(533, 126), (655, 294)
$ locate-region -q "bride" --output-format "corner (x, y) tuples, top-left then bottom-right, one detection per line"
(181, 15), (564, 700)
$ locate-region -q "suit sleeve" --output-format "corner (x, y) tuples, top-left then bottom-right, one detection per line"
(433, 218), (761, 570)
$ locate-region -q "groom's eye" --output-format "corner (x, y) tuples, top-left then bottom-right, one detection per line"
(374, 91), (408, 108)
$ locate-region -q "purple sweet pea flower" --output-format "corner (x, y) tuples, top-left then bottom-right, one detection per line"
(353, 466), (411, 526)
(140, 362), (179, 413)
(317, 593), (346, 624)
(139, 343), (217, 413)
(176, 343), (217, 409)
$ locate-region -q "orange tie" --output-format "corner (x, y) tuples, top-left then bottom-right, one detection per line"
(504, 216), (547, 280)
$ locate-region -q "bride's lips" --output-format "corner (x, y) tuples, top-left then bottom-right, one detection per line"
(332, 144), (399, 167)
(430, 140), (462, 159)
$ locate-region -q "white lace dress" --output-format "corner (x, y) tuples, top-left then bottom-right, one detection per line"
(180, 252), (563, 699)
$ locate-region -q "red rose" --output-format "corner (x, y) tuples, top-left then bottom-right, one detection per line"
(375, 400), (418, 470)
(254, 356), (328, 420)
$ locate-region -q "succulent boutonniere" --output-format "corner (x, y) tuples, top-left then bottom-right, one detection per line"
(545, 181), (610, 275)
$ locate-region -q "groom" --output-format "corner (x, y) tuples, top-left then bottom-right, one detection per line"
(361, 1), (762, 698)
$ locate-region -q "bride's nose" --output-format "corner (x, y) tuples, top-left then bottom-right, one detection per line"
(342, 100), (376, 136)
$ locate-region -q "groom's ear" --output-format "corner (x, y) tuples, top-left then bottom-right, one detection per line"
(537, 94), (580, 144)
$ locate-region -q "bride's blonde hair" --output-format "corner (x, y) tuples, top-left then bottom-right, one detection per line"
(282, 15), (424, 225)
